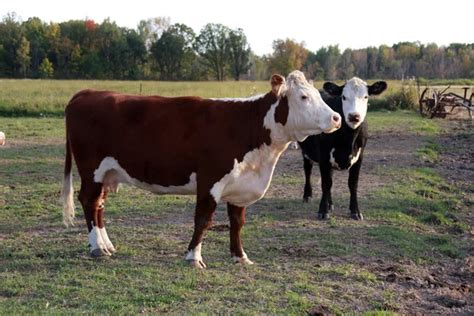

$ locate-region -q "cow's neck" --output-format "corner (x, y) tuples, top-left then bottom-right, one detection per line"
(260, 95), (291, 150)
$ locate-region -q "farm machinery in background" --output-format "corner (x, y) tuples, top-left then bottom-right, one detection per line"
(418, 85), (473, 119)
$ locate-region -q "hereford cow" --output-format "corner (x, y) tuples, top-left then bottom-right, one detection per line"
(298, 78), (387, 220)
(61, 71), (341, 268)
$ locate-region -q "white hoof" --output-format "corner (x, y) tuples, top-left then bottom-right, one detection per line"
(232, 251), (254, 265)
(186, 259), (207, 269)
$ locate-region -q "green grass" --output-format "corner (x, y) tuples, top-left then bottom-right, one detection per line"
(0, 79), (270, 117)
(366, 167), (467, 233)
(0, 89), (471, 313)
(0, 79), (442, 117)
(417, 138), (441, 163)
(367, 110), (441, 134)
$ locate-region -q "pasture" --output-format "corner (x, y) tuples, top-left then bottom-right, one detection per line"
(0, 80), (472, 314)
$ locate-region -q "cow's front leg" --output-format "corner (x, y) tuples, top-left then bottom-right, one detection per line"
(227, 203), (253, 265)
(348, 157), (363, 220)
(318, 163), (333, 220)
(186, 194), (216, 269)
(302, 157), (313, 202)
(79, 180), (115, 257)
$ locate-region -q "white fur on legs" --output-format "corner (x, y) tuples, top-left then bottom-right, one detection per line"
(185, 243), (206, 268)
(89, 225), (111, 257)
(99, 227), (116, 253)
(233, 250), (254, 265)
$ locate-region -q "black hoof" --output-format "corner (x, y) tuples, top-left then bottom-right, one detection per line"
(90, 248), (111, 258)
(350, 213), (364, 221)
(317, 213), (330, 220)
(303, 196), (310, 203)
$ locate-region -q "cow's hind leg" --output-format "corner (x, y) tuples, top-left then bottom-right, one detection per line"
(78, 180), (114, 257)
(227, 203), (253, 265)
(186, 194), (217, 268)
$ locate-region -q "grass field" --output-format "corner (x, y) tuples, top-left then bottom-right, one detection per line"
(0, 79), (408, 117)
(0, 81), (472, 314)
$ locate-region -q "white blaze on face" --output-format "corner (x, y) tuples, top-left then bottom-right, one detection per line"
(284, 71), (340, 141)
(341, 77), (370, 129)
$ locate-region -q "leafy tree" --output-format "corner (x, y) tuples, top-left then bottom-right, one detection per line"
(70, 44), (82, 77)
(151, 23), (195, 80)
(23, 17), (48, 77)
(315, 45), (340, 80)
(303, 51), (324, 79)
(226, 28), (251, 81)
(247, 53), (269, 80)
(16, 36), (31, 77)
(338, 48), (354, 79)
(38, 57), (53, 78)
(194, 23), (231, 80)
(137, 17), (170, 50)
(123, 29), (147, 79)
(269, 39), (308, 75)
(0, 12), (23, 77)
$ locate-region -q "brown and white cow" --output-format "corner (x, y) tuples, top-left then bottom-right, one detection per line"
(61, 71), (341, 268)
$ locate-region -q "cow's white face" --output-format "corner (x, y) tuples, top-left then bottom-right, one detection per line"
(324, 78), (387, 129)
(271, 71), (341, 142)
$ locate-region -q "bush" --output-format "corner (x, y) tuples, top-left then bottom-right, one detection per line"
(38, 58), (54, 79)
(369, 84), (418, 111)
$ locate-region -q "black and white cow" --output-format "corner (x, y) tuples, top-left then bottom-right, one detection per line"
(298, 78), (387, 220)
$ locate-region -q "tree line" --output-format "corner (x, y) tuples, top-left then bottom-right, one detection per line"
(1, 13), (473, 81)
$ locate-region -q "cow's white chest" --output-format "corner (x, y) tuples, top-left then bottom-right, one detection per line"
(210, 144), (285, 207)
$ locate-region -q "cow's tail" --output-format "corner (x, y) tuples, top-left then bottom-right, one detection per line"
(61, 132), (75, 227)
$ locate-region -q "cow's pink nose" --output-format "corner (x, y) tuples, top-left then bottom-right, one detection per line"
(332, 114), (341, 127)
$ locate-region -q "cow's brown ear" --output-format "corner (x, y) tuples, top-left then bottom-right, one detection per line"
(271, 74), (286, 97)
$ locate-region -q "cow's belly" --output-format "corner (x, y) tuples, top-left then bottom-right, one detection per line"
(94, 157), (197, 195)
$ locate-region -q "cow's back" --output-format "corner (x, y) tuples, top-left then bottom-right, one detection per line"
(65, 90), (209, 186)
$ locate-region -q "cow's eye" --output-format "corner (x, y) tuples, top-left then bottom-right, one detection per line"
(342, 95), (346, 100)
(364, 95), (368, 99)
(301, 95), (308, 100)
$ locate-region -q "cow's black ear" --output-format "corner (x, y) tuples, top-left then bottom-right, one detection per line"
(323, 82), (344, 96)
(368, 81), (387, 96)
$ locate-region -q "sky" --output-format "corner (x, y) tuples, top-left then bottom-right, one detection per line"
(1, 0), (473, 55)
